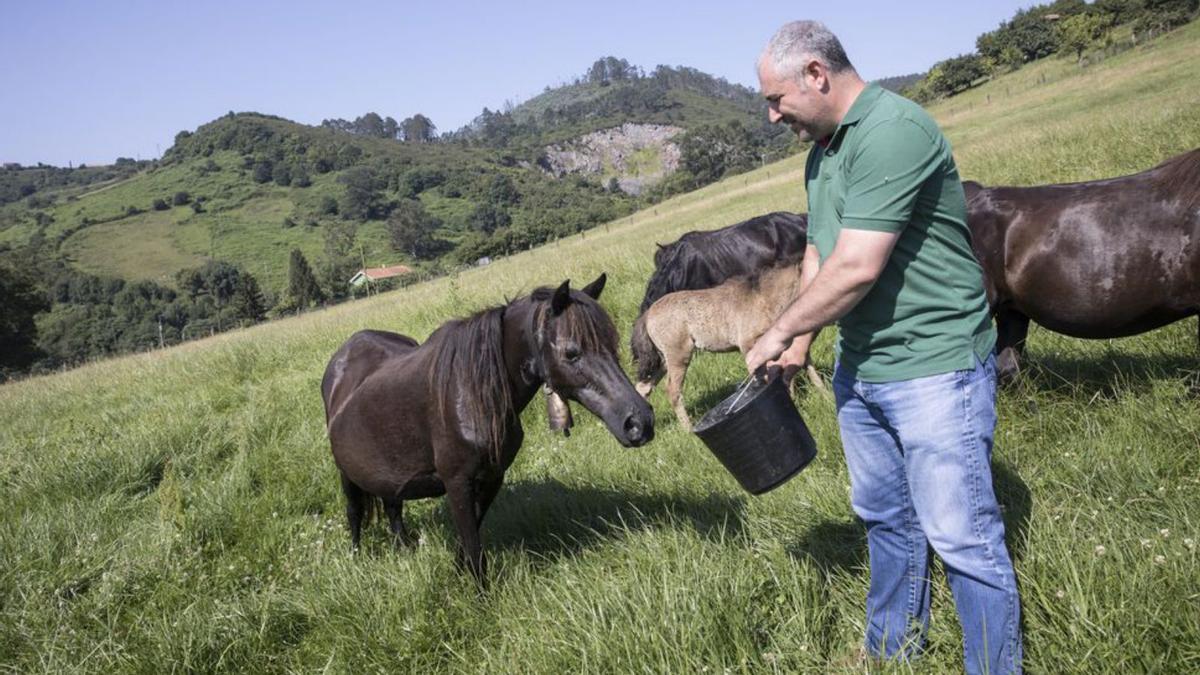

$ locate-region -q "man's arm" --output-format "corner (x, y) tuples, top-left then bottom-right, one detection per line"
(745, 228), (898, 374)
(766, 244), (821, 373)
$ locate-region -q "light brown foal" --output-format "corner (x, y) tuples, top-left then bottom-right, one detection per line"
(635, 263), (824, 429)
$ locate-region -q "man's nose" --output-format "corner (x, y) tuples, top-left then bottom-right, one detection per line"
(767, 107), (782, 124)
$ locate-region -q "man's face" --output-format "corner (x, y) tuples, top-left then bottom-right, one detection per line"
(758, 60), (823, 143)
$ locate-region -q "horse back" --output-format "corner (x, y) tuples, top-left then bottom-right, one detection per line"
(321, 329), (419, 425)
(640, 211), (808, 312)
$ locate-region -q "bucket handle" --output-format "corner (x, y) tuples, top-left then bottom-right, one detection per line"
(727, 375), (758, 411)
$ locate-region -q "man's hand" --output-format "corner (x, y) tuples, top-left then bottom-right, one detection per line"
(766, 340), (811, 384)
(745, 327), (794, 378)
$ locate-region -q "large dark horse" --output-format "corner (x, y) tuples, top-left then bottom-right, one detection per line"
(630, 212), (809, 383)
(321, 274), (654, 581)
(965, 147), (1200, 381)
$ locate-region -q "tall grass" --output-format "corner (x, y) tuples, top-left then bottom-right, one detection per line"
(2, 22), (1200, 674)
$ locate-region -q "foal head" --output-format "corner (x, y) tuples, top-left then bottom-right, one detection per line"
(532, 274), (654, 447)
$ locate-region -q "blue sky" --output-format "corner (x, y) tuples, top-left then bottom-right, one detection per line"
(0, 1), (1039, 166)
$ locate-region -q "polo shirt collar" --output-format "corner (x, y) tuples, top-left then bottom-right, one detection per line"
(839, 82), (883, 128)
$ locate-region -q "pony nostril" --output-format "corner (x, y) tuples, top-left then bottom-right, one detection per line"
(624, 415), (643, 440)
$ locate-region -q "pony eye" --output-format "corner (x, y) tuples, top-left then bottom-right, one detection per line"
(564, 347), (582, 362)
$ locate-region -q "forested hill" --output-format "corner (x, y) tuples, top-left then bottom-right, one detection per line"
(0, 57), (806, 378)
(454, 58), (791, 151)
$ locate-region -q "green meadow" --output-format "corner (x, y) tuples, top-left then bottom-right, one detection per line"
(3, 22), (1200, 673)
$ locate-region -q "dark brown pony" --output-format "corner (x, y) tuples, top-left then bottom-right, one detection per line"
(321, 274), (653, 581)
(965, 147), (1200, 381)
(630, 212), (809, 384)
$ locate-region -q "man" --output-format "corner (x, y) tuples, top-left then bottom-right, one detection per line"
(745, 21), (1023, 674)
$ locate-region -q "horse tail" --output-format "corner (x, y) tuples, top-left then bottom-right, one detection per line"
(630, 312), (664, 384)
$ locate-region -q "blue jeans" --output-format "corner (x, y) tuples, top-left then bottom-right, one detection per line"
(833, 354), (1022, 675)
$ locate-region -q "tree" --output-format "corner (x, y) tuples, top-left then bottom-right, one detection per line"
(1135, 0), (1198, 35)
(927, 54), (989, 96)
(356, 112), (385, 138)
(0, 264), (47, 376)
(152, 198), (169, 211)
(252, 160), (273, 183)
(387, 199), (444, 260)
(400, 114), (437, 142)
(172, 191), (191, 206)
(1058, 12), (1109, 62)
(284, 249), (325, 311)
(320, 220), (359, 299)
(678, 120), (760, 187)
(485, 174), (520, 206)
(338, 166), (383, 221)
(1008, 9), (1062, 61)
(272, 162), (292, 186)
(230, 272), (267, 322)
(1094, 0), (1141, 24)
(469, 202), (510, 235)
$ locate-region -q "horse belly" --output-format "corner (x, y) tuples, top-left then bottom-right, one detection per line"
(1007, 235), (1195, 338)
(329, 388), (440, 500)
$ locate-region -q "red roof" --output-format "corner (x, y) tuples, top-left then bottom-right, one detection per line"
(361, 265), (412, 280)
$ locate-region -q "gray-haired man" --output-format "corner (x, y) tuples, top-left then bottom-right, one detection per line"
(746, 20), (1023, 674)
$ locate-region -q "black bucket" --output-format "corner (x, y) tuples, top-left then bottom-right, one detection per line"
(693, 376), (818, 495)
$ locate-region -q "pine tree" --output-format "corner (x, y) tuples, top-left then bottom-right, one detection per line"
(285, 249), (325, 311)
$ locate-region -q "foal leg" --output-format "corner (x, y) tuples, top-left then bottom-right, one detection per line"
(995, 307), (1030, 384)
(665, 345), (694, 430)
(340, 474), (368, 552)
(805, 360), (826, 392)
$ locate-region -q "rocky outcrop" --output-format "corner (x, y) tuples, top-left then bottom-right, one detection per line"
(539, 123), (684, 195)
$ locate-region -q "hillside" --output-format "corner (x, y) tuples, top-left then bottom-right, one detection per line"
(0, 61), (790, 291)
(2, 19), (1199, 673)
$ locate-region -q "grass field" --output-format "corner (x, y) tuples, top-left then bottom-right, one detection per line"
(3, 22), (1200, 673)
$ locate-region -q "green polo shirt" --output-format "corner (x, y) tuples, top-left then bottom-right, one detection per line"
(805, 83), (995, 382)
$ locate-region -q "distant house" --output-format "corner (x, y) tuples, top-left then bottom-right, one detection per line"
(348, 264), (412, 289)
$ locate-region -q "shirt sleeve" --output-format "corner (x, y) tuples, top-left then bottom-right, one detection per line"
(841, 119), (943, 233)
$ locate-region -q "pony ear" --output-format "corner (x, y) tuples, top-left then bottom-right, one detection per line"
(581, 272), (606, 300)
(551, 280), (571, 315)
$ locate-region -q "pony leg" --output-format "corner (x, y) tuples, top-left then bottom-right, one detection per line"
(340, 474), (368, 553)
(382, 499), (413, 548)
(445, 477), (486, 583)
(806, 363), (826, 392)
(995, 307), (1030, 384)
(475, 476), (504, 526)
(665, 348), (694, 430)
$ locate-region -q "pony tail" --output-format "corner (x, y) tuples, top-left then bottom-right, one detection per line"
(630, 312), (665, 384)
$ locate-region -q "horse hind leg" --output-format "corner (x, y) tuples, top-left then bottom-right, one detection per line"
(340, 473), (370, 552)
(995, 306), (1030, 384)
(382, 498), (414, 548)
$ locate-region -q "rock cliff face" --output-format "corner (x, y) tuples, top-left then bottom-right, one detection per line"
(538, 123), (683, 195)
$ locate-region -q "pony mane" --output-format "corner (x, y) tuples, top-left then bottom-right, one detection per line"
(641, 244), (689, 313)
(428, 305), (513, 462)
(529, 287), (620, 356)
(1154, 147), (1200, 211)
